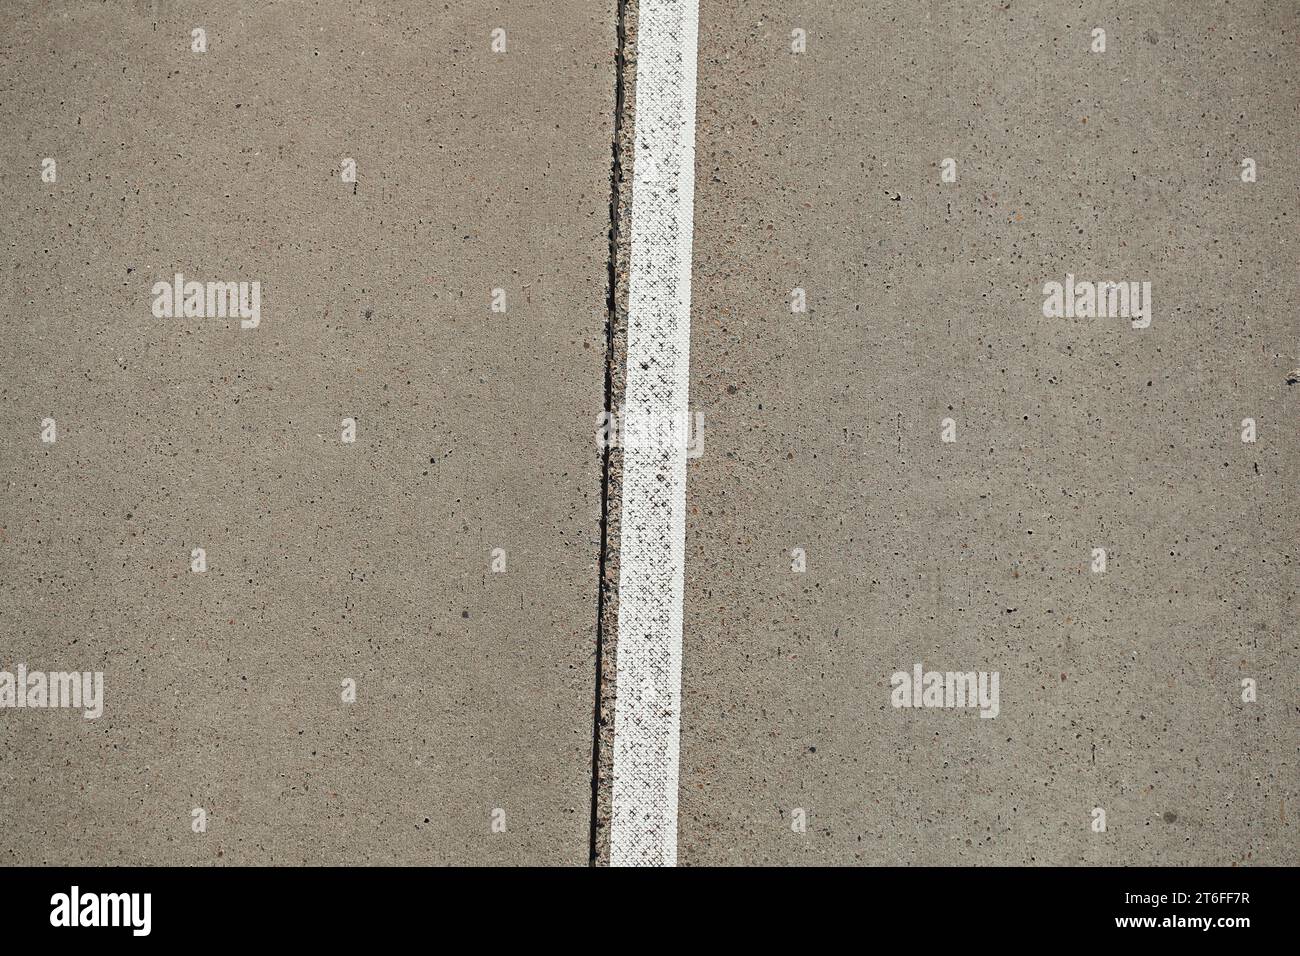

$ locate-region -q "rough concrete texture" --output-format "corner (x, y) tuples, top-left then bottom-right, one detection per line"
(0, 0), (614, 864)
(677, 0), (1298, 864)
(2, 0), (1296, 869)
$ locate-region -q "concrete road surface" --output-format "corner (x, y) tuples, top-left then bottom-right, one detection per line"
(673, 0), (1298, 864)
(1, 0), (1295, 867)
(0, 0), (614, 865)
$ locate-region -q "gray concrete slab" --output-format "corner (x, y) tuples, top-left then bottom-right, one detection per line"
(3, 0), (1296, 870)
(675, 0), (1298, 864)
(0, 0), (613, 864)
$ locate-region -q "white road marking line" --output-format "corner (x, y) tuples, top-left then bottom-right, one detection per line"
(609, 0), (700, 867)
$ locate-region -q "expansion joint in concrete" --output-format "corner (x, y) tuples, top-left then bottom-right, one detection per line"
(588, 0), (630, 867)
